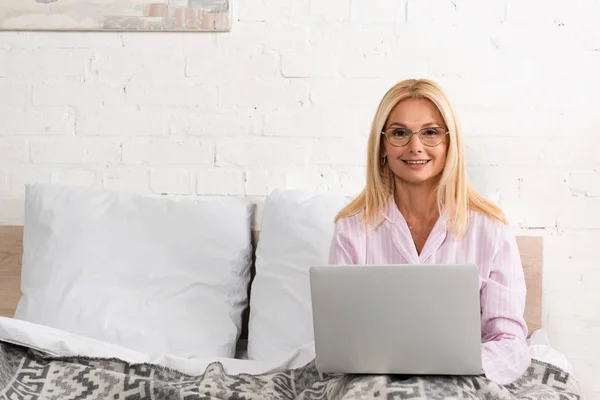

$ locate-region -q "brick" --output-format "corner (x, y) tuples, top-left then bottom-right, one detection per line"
(309, 0), (351, 20)
(219, 79), (309, 110)
(186, 52), (277, 80)
(183, 33), (217, 54)
(0, 199), (25, 225)
(507, 138), (598, 168)
(244, 166), (365, 196)
(557, 196), (600, 230)
(458, 106), (563, 138)
(169, 110), (262, 136)
(244, 168), (286, 196)
(197, 168), (245, 195)
(551, 55), (600, 110)
(356, 112), (376, 138)
(455, 0), (507, 25)
(76, 107), (168, 136)
(544, 231), (600, 270)
(0, 49), (91, 80)
(327, 166), (366, 195)
(103, 166), (150, 194)
(506, 0), (555, 22)
(490, 176), (558, 228)
(0, 107), (74, 135)
(30, 139), (121, 164)
(425, 78), (488, 110)
(555, 0), (600, 26)
(312, 137), (368, 165)
(490, 23), (576, 55)
(339, 54), (386, 78)
(466, 166), (520, 205)
(497, 198), (526, 228)
(0, 169), (8, 195)
(309, 23), (393, 55)
(519, 170), (570, 201)
(309, 78), (391, 108)
(503, 138), (559, 168)
(406, 0), (456, 23)
(244, 167), (336, 196)
(52, 168), (103, 188)
(394, 27), (490, 79)
(0, 138), (29, 163)
(558, 109), (600, 139)
(566, 20), (600, 52)
(8, 166), (53, 195)
(351, 0), (405, 23)
(379, 55), (430, 79)
(125, 82), (217, 107)
(484, 46), (576, 84)
(569, 172), (600, 197)
(89, 50), (185, 84)
(281, 51), (338, 78)
(33, 81), (126, 106)
(545, 303), (600, 348)
(263, 108), (360, 137)
(237, 0), (293, 22)
(518, 199), (559, 229)
(1, 31), (123, 50)
(150, 168), (194, 195)
(464, 137), (508, 166)
(121, 139), (214, 164)
(216, 22), (308, 54)
(120, 32), (184, 54)
(0, 81), (31, 106)
(431, 38), (499, 79)
(546, 288), (600, 322)
(216, 137), (311, 167)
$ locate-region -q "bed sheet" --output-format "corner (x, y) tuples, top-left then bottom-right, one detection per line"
(0, 317), (584, 399)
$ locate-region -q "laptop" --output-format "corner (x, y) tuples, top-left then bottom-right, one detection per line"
(309, 264), (482, 376)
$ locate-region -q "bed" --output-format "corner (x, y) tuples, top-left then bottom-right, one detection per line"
(0, 222), (585, 399)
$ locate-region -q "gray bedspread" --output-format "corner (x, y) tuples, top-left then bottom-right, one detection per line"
(0, 341), (582, 399)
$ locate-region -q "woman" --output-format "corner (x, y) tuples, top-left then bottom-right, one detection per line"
(329, 78), (530, 384)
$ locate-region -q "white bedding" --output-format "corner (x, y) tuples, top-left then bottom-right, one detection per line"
(0, 316), (572, 377)
(0, 317), (316, 376)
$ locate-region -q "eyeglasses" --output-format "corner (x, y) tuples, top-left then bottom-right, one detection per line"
(381, 127), (449, 147)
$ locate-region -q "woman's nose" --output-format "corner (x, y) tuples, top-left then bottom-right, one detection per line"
(407, 133), (424, 153)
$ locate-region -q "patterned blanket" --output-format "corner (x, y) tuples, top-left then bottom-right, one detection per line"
(0, 341), (582, 400)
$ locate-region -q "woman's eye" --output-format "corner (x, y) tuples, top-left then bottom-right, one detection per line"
(423, 129), (439, 136)
(392, 129), (410, 137)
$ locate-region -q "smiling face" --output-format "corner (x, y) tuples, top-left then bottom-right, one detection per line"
(381, 98), (449, 187)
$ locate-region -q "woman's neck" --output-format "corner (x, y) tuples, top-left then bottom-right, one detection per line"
(394, 180), (439, 225)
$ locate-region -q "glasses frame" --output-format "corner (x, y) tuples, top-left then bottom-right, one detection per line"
(381, 126), (449, 148)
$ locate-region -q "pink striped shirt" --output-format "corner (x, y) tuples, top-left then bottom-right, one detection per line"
(328, 196), (531, 384)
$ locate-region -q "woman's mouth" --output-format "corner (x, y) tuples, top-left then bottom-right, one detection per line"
(401, 159), (431, 170)
(402, 160), (430, 165)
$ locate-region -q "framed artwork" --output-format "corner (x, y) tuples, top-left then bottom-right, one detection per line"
(0, 0), (230, 32)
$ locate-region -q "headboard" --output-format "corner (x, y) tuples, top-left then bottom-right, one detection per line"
(0, 226), (543, 336)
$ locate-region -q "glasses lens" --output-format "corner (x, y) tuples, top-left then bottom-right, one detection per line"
(420, 128), (444, 146)
(387, 128), (411, 146)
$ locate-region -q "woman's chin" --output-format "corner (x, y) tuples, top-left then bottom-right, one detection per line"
(394, 171), (441, 186)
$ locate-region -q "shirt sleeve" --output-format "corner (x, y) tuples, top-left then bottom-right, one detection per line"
(480, 226), (531, 384)
(328, 218), (358, 265)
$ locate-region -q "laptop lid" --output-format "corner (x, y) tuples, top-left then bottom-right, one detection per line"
(309, 264), (482, 376)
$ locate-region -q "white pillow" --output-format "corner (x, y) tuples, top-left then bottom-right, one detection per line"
(15, 183), (252, 359)
(247, 189), (351, 361)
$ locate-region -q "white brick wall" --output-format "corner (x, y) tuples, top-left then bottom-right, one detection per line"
(0, 0), (599, 396)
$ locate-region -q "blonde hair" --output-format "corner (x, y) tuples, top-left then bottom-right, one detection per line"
(334, 78), (507, 239)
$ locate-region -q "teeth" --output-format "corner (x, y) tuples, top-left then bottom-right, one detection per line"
(405, 160), (428, 164)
